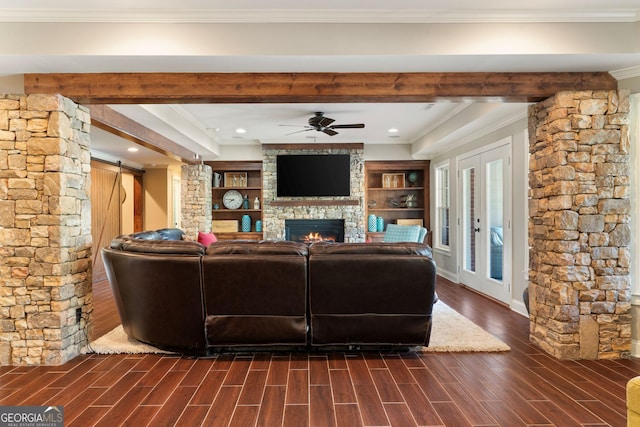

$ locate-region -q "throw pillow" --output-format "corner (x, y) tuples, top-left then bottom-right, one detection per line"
(197, 231), (218, 246)
(383, 224), (421, 243)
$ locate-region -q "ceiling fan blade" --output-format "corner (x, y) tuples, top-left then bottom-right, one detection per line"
(322, 128), (338, 136)
(286, 128), (313, 136)
(329, 124), (365, 129)
(318, 117), (335, 127)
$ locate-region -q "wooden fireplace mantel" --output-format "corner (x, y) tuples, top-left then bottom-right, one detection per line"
(269, 200), (360, 207)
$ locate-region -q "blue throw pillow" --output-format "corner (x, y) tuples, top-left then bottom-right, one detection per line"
(383, 224), (422, 243)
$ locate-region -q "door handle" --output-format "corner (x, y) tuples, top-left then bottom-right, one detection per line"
(474, 227), (481, 232)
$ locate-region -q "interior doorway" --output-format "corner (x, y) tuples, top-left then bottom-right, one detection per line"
(458, 139), (512, 304)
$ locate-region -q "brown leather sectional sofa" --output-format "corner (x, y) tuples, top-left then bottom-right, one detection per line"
(102, 233), (437, 355)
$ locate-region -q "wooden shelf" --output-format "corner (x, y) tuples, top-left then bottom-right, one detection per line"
(365, 160), (430, 244)
(368, 187), (424, 191)
(213, 209), (261, 213)
(206, 160), (263, 236)
(368, 208), (424, 212)
(215, 186), (261, 191)
(270, 199), (359, 207)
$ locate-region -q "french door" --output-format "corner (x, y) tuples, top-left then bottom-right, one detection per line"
(458, 142), (511, 303)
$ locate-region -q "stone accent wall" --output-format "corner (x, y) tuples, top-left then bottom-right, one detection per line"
(528, 90), (631, 359)
(0, 94), (92, 366)
(262, 146), (366, 242)
(181, 164), (212, 240)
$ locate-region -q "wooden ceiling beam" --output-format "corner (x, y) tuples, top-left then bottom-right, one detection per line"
(24, 72), (617, 104)
(88, 105), (199, 164)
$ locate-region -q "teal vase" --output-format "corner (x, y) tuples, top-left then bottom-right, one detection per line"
(241, 214), (251, 232)
(255, 220), (262, 232)
(376, 217), (385, 232)
(368, 214), (377, 232)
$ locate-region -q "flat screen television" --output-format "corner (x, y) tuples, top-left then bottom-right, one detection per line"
(277, 154), (351, 197)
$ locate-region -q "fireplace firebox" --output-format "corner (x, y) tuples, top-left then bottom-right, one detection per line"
(284, 219), (345, 243)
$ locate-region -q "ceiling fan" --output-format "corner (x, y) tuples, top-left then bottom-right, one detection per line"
(280, 112), (365, 136)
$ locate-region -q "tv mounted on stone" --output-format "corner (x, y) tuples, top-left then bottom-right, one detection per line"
(276, 154), (350, 197)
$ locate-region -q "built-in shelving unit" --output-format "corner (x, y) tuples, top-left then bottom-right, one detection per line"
(365, 160), (430, 242)
(205, 160), (263, 241)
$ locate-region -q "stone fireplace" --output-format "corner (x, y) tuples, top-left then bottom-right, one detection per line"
(285, 219), (345, 243)
(262, 144), (366, 242)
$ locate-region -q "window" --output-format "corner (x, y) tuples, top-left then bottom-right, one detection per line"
(435, 161), (450, 250)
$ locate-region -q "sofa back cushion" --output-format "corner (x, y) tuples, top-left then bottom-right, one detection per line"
(206, 240), (308, 256)
(309, 242), (432, 257)
(118, 238), (205, 255)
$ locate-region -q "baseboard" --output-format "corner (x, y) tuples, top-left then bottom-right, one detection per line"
(437, 269), (457, 283)
(510, 300), (529, 318)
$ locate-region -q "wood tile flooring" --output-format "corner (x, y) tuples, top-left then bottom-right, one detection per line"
(1, 277), (639, 426)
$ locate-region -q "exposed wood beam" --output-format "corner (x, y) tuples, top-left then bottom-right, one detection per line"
(88, 105), (199, 164)
(24, 72), (617, 104)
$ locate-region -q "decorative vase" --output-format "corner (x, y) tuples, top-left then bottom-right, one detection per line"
(376, 216), (385, 232)
(241, 214), (251, 232)
(242, 194), (249, 209)
(255, 220), (262, 232)
(253, 196), (260, 210)
(368, 214), (377, 232)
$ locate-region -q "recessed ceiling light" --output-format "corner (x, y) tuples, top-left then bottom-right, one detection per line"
(388, 128), (399, 133)
(127, 147), (139, 152)
(235, 128), (246, 134)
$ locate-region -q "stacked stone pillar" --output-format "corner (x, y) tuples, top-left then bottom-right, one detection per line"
(0, 94), (92, 365)
(528, 90), (631, 359)
(181, 164), (212, 240)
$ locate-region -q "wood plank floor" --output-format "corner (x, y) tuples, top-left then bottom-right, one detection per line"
(2, 276), (639, 426)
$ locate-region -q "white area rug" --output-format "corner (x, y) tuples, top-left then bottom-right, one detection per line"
(82, 327), (176, 355)
(82, 301), (510, 355)
(424, 301), (510, 352)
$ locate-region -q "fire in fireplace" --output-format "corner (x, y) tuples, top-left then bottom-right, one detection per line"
(285, 219), (345, 243)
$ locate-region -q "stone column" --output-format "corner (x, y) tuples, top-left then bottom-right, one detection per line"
(0, 94), (92, 365)
(181, 164), (212, 240)
(528, 90), (631, 359)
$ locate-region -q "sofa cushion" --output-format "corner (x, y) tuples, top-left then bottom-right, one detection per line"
(206, 240), (308, 256)
(121, 238), (205, 255)
(309, 242), (432, 257)
(197, 231), (218, 246)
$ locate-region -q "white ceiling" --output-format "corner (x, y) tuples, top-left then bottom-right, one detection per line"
(1, 0), (639, 168)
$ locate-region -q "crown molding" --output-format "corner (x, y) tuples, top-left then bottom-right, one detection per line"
(610, 65), (640, 80)
(0, 8), (638, 23)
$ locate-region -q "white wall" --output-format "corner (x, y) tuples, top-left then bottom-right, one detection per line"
(429, 117), (530, 315)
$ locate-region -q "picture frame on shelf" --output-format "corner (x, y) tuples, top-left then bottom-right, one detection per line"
(223, 172), (247, 187)
(382, 173), (405, 188)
